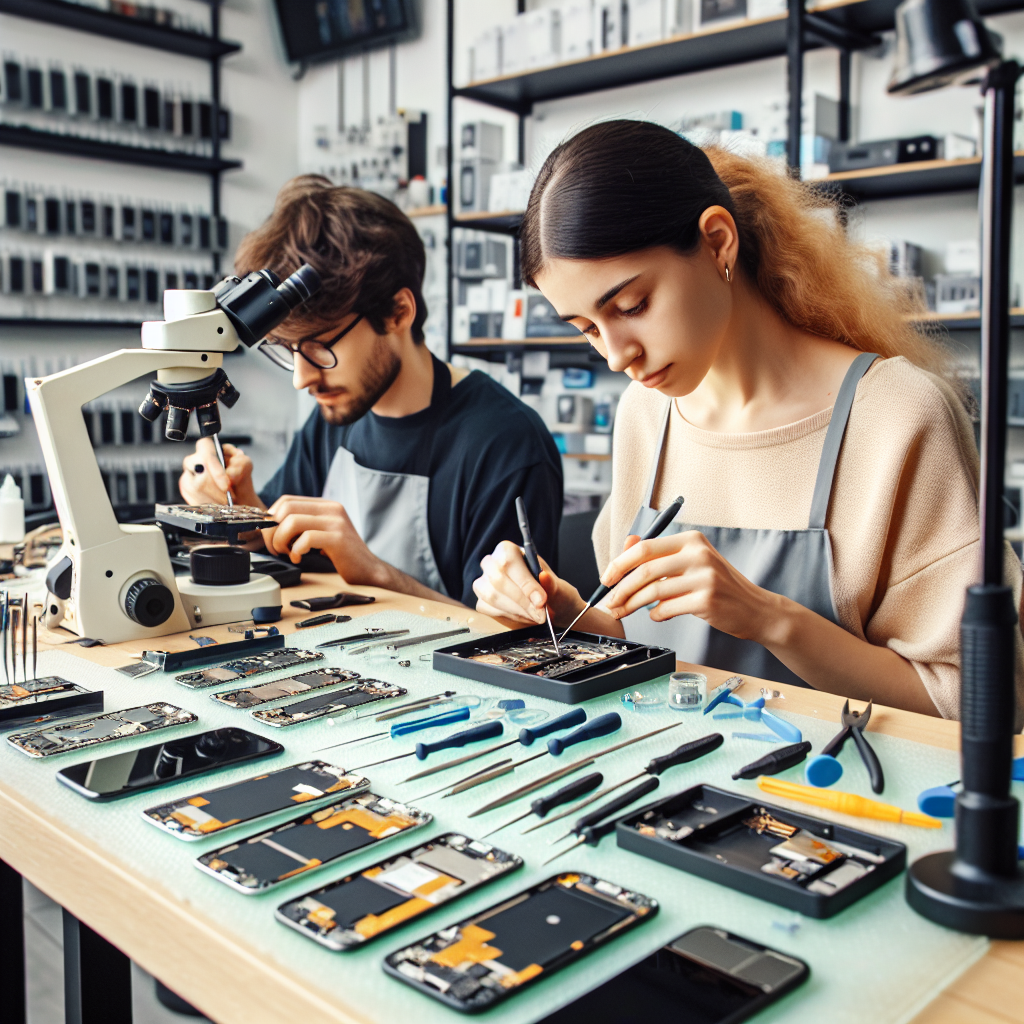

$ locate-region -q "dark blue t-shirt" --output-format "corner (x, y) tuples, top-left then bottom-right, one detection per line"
(260, 355), (562, 605)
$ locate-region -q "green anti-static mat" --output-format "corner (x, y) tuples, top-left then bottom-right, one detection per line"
(1, 609), (1009, 1024)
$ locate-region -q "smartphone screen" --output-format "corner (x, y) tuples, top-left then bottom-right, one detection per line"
(212, 668), (369, 709)
(383, 872), (657, 1012)
(142, 761), (369, 841)
(196, 792), (432, 894)
(56, 727), (283, 800)
(535, 927), (809, 1024)
(276, 833), (523, 949)
(252, 679), (406, 727)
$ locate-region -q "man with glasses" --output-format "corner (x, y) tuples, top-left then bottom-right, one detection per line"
(179, 176), (562, 608)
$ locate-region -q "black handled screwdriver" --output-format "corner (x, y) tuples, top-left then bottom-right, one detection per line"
(515, 496), (560, 653)
(402, 707), (588, 787)
(480, 772), (605, 839)
(350, 720), (504, 771)
(558, 495), (685, 641)
(543, 776), (661, 865)
(732, 741), (812, 780)
(524, 732), (724, 835)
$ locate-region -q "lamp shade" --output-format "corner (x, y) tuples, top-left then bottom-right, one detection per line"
(888, 0), (1000, 95)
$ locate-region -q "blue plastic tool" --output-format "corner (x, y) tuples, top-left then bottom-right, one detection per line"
(733, 732), (780, 743)
(704, 676), (743, 715)
(389, 704), (471, 737)
(805, 754), (844, 788)
(917, 785), (957, 818)
(714, 694), (802, 743)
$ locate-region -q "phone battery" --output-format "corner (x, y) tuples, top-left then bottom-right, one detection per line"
(196, 792), (431, 893)
(7, 703), (197, 758)
(211, 667), (363, 709)
(252, 679), (407, 727)
(0, 677), (102, 726)
(175, 648), (323, 689)
(142, 760), (369, 841)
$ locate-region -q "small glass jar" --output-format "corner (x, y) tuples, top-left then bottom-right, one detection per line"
(668, 671), (705, 711)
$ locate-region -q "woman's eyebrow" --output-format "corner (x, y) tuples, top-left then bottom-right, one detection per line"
(558, 274), (643, 321)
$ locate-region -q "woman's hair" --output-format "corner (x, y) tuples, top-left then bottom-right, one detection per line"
(235, 175), (428, 342)
(520, 120), (944, 373)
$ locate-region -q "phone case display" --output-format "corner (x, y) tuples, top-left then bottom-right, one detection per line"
(211, 667), (367, 709)
(383, 872), (658, 1012)
(616, 784), (906, 917)
(253, 679), (407, 727)
(142, 761), (369, 840)
(434, 627), (676, 704)
(195, 792), (432, 894)
(0, 677), (102, 726)
(6, 703), (196, 758)
(176, 648), (324, 689)
(275, 833), (523, 950)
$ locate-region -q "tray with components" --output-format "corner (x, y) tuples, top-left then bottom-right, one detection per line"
(155, 503), (278, 538)
(616, 783), (906, 917)
(433, 626), (676, 703)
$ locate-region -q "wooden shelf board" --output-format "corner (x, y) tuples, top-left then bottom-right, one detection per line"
(406, 204), (447, 218)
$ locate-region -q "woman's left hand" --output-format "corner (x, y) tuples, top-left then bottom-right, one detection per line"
(602, 530), (778, 642)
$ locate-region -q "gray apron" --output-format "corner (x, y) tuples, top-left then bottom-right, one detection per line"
(622, 352), (879, 687)
(321, 361), (450, 596)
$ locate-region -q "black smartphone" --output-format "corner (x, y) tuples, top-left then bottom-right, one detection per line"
(535, 927), (809, 1024)
(56, 727), (283, 800)
(275, 833), (523, 950)
(383, 872), (657, 1012)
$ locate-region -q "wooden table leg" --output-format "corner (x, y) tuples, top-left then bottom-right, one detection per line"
(63, 907), (132, 1024)
(0, 858), (27, 1024)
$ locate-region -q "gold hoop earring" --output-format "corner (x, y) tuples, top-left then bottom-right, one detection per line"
(725, 264), (732, 283)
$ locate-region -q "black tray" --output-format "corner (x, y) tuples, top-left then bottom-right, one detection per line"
(616, 783), (906, 918)
(433, 626), (676, 704)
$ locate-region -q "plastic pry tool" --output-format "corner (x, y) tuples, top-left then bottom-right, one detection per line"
(732, 741), (812, 780)
(759, 776), (941, 829)
(559, 495), (685, 642)
(704, 675), (744, 715)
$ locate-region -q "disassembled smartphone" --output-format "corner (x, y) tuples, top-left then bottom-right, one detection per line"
(175, 648), (323, 688)
(210, 667), (364, 709)
(275, 833), (523, 950)
(142, 760), (368, 841)
(195, 791), (432, 894)
(56, 727), (283, 800)
(155, 503), (277, 537)
(537, 927), (809, 1024)
(464, 638), (627, 679)
(7, 703), (197, 759)
(252, 679), (407, 728)
(0, 677), (103, 727)
(383, 872), (658, 1012)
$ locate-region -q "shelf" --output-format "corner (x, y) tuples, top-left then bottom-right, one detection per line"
(407, 204), (447, 218)
(561, 451), (611, 461)
(455, 0), (1024, 112)
(917, 309), (1024, 331)
(0, 0), (240, 59)
(452, 210), (524, 234)
(0, 124), (242, 174)
(453, 336), (589, 353)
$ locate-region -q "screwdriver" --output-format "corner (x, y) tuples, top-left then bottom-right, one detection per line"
(358, 691), (457, 721)
(313, 704), (471, 752)
(480, 772), (604, 839)
(439, 713), (622, 799)
(213, 433), (233, 506)
(515, 496), (560, 653)
(732, 741), (812, 780)
(523, 732), (724, 835)
(402, 708), (588, 786)
(350, 720), (504, 770)
(543, 776), (661, 865)
(468, 720), (684, 817)
(558, 495), (685, 642)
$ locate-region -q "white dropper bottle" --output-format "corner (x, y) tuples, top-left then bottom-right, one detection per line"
(0, 474), (25, 543)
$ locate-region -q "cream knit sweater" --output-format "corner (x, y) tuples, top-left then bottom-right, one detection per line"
(593, 356), (1024, 722)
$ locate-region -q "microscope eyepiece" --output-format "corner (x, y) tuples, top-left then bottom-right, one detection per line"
(213, 262), (322, 348)
(276, 263), (321, 309)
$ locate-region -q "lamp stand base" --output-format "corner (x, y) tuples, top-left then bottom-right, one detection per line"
(906, 850), (1024, 938)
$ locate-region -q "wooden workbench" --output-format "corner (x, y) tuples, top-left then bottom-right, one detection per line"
(1, 573), (1021, 1024)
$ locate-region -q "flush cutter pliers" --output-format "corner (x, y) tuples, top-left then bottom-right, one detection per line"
(821, 699), (884, 794)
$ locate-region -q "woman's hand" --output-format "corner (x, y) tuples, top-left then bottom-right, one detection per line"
(602, 531), (779, 642)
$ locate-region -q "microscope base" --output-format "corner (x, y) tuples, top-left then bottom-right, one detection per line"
(176, 573), (282, 629)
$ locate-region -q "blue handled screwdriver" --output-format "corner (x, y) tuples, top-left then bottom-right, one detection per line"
(313, 704), (471, 753)
(350, 721), (504, 770)
(400, 707), (588, 786)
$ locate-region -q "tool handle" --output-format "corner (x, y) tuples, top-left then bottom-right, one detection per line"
(574, 776), (660, 832)
(820, 725), (851, 759)
(415, 720), (502, 759)
(516, 497), (543, 579)
(579, 817), (622, 846)
(519, 707), (586, 745)
(390, 704), (470, 737)
(531, 772), (603, 817)
(732, 741), (812, 781)
(849, 725), (885, 794)
(641, 496), (685, 540)
(647, 733), (723, 775)
(547, 712), (621, 755)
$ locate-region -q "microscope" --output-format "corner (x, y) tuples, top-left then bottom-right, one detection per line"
(27, 264), (321, 644)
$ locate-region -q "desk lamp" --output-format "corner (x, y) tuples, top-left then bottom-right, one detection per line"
(889, 0), (1024, 937)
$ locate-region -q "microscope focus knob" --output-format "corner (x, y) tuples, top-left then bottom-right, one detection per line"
(124, 578), (175, 627)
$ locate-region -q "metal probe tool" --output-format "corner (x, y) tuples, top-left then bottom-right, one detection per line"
(543, 776), (661, 866)
(348, 627), (469, 656)
(358, 691), (457, 721)
(480, 772), (604, 839)
(1, 594), (8, 686)
(32, 613), (37, 682)
(515, 496), (559, 653)
(316, 629), (410, 650)
(21, 599), (28, 683)
(314, 704), (471, 752)
(350, 721), (503, 770)
(559, 495), (685, 642)
(212, 434), (232, 506)
(524, 732), (724, 835)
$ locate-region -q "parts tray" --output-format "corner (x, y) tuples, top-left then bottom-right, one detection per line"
(432, 626), (676, 703)
(616, 783), (906, 918)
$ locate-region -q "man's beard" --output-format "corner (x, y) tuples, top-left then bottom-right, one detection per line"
(314, 338), (402, 426)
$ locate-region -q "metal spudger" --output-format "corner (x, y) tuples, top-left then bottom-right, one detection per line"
(515, 496), (560, 654)
(316, 629), (409, 650)
(559, 494), (685, 642)
(213, 434), (233, 506)
(22, 599), (28, 683)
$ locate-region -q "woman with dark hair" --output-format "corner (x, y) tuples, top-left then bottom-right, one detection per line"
(473, 119), (1024, 720)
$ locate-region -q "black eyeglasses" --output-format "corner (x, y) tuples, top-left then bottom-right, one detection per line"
(257, 314), (364, 371)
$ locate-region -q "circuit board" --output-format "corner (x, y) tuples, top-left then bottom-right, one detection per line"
(155, 503), (277, 538)
(176, 648), (323, 688)
(465, 638), (631, 679)
(252, 679), (407, 727)
(211, 667), (364, 709)
(0, 677), (102, 726)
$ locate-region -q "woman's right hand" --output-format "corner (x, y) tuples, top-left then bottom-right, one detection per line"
(473, 540), (584, 626)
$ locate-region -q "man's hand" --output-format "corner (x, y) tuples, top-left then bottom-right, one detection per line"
(262, 496), (389, 586)
(179, 438), (262, 508)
